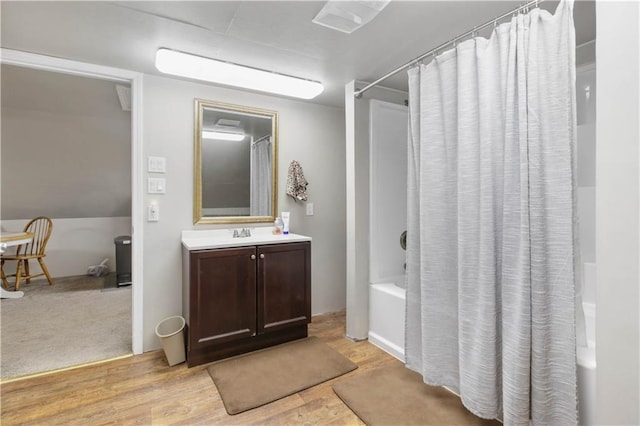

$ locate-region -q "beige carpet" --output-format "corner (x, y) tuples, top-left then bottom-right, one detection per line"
(1, 274), (131, 380)
(207, 336), (357, 415)
(332, 363), (502, 425)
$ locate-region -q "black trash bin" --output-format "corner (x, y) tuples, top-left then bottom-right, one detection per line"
(114, 235), (132, 287)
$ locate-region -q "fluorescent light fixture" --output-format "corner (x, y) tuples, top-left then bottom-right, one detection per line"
(155, 48), (324, 99)
(202, 131), (246, 141)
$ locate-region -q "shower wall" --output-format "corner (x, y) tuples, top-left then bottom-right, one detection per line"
(576, 41), (597, 426)
(346, 84), (407, 339)
(369, 100), (408, 285)
(576, 41), (597, 308)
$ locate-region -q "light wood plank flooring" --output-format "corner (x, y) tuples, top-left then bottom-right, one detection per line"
(1, 311), (400, 425)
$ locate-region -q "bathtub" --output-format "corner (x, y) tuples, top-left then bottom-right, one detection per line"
(577, 302), (596, 426)
(578, 262), (597, 426)
(369, 279), (596, 425)
(369, 280), (406, 361)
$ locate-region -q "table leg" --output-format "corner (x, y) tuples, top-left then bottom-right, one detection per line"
(0, 243), (23, 298)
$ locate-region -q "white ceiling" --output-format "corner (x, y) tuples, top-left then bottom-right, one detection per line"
(1, 1), (595, 107)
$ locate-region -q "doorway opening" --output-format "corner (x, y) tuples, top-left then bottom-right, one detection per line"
(0, 49), (143, 380)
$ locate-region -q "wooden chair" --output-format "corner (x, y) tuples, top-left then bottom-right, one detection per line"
(1, 216), (54, 291)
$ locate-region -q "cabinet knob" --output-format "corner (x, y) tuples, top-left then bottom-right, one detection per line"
(260, 253), (265, 259)
(251, 255), (256, 260)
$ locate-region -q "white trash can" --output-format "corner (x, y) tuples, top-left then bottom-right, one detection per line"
(155, 316), (186, 366)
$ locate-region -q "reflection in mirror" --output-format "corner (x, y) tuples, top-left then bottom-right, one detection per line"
(194, 100), (278, 224)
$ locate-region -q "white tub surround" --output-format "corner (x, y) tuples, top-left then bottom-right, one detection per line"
(578, 301), (596, 426)
(369, 282), (405, 361)
(575, 55), (597, 426)
(367, 99), (408, 360)
(369, 100), (408, 286)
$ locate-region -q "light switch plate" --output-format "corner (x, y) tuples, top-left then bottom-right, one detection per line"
(306, 202), (314, 216)
(148, 156), (166, 173)
(148, 177), (166, 194)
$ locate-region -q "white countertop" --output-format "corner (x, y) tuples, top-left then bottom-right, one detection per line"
(181, 227), (311, 251)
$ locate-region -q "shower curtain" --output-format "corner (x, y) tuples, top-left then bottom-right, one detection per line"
(250, 136), (272, 216)
(405, 1), (577, 424)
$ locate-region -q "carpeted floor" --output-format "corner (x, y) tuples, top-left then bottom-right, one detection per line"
(1, 274), (131, 380)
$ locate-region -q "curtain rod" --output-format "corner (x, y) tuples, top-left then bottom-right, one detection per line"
(252, 134), (271, 145)
(354, 0), (543, 98)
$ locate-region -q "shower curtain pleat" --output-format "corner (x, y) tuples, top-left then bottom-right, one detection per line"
(405, 1), (577, 424)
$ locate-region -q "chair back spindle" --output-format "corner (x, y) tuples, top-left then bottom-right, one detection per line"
(17, 217), (52, 257)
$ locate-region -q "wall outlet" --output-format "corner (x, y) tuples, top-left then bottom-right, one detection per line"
(306, 202), (314, 216)
(148, 203), (160, 222)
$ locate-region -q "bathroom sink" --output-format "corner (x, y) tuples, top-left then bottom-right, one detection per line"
(181, 227), (311, 250)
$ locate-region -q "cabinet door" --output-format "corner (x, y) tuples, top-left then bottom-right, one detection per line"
(190, 247), (256, 349)
(257, 242), (311, 334)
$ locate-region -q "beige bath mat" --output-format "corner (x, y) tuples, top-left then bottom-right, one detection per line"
(332, 363), (501, 425)
(207, 336), (357, 415)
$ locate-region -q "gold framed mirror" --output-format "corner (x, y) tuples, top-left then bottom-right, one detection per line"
(194, 99), (278, 224)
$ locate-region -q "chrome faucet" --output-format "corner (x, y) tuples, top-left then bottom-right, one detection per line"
(233, 228), (251, 238)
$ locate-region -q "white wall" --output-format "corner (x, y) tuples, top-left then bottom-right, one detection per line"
(346, 83), (407, 339)
(1, 217), (131, 278)
(595, 1), (640, 424)
(142, 75), (346, 351)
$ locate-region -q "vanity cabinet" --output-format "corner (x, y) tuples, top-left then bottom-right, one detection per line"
(183, 241), (311, 367)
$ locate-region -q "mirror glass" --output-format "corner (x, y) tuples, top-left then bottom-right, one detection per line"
(194, 99), (278, 224)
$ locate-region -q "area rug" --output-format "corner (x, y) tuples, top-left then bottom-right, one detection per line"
(332, 363), (502, 425)
(207, 336), (357, 415)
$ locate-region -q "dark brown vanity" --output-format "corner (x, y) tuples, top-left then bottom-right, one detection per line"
(182, 230), (311, 367)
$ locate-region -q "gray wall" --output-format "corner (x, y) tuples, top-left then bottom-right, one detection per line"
(142, 74), (346, 351)
(1, 65), (131, 219)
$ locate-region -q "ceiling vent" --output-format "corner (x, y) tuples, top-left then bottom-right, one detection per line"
(115, 84), (131, 111)
(312, 0), (390, 34)
(216, 118), (241, 128)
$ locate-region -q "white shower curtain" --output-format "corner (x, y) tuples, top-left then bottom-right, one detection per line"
(250, 136), (272, 216)
(405, 1), (577, 424)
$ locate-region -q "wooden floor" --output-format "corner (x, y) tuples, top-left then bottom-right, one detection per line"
(1, 311), (400, 425)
